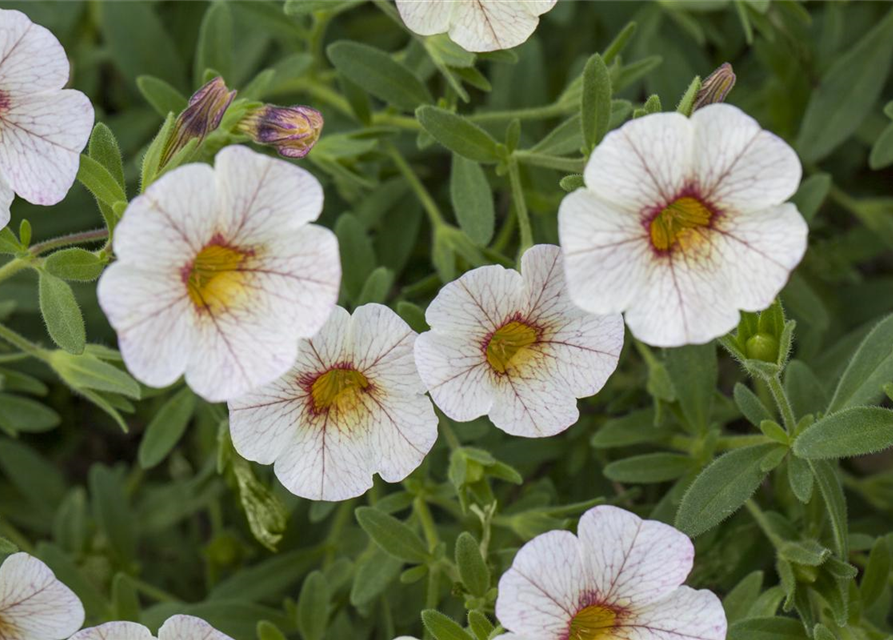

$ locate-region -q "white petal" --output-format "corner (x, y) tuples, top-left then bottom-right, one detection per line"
(577, 506), (694, 609)
(623, 245), (740, 348)
(520, 244), (624, 398)
(489, 356), (579, 437)
(0, 552), (84, 640)
(448, 0), (557, 52)
(97, 265), (194, 389)
(691, 104), (802, 213)
(213, 145), (324, 242)
(112, 163), (219, 269)
(0, 173), (12, 229)
(712, 203), (808, 311)
(0, 89), (93, 205)
(495, 530), (581, 639)
(414, 330), (494, 422)
(425, 264), (525, 339)
(584, 112), (693, 214)
(69, 622), (155, 640)
(351, 303), (422, 393)
(0, 9), (69, 93)
(619, 586), (727, 640)
(366, 387), (438, 484)
(159, 615), (234, 640)
(558, 189), (651, 316)
(395, 0), (455, 36)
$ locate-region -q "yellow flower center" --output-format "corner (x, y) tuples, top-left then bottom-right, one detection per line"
(486, 320), (538, 373)
(649, 196), (713, 252)
(187, 244), (248, 311)
(569, 604), (618, 640)
(311, 367), (370, 413)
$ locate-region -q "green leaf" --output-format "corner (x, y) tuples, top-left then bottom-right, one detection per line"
(77, 154), (128, 208)
(450, 155), (495, 246)
(141, 112), (176, 190)
(828, 314), (893, 412)
(0, 228), (22, 255)
(356, 267), (394, 305)
(396, 301), (429, 333)
(860, 534), (891, 607)
(257, 622), (287, 640)
(38, 272), (86, 355)
(455, 532), (490, 597)
(723, 571), (764, 623)
(779, 540), (831, 566)
(112, 573), (141, 622)
(44, 249), (106, 282)
(137, 388), (196, 469)
(871, 121), (893, 170)
(796, 8), (893, 162)
(416, 106), (500, 164)
(195, 2), (233, 84)
(791, 173), (831, 223)
(467, 611), (494, 640)
(591, 408), (659, 448)
(0, 393), (60, 434)
(728, 617), (808, 640)
(284, 0), (359, 16)
(88, 123), (125, 190)
(232, 456), (287, 552)
(137, 76), (188, 117)
(49, 351), (141, 400)
(559, 174), (585, 192)
(421, 610), (474, 640)
(793, 406), (893, 459)
(676, 443), (779, 537)
(349, 548), (401, 607)
(665, 343), (716, 433)
(355, 507), (430, 564)
(327, 41), (432, 112)
(809, 460), (848, 557)
(334, 213), (376, 301)
(89, 464), (137, 567)
(784, 360), (826, 420)
(296, 571), (329, 640)
(787, 456), (814, 504)
(734, 383), (774, 427)
(604, 453), (693, 483)
(581, 53), (612, 153)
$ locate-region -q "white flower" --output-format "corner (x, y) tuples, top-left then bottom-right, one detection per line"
(98, 145), (340, 403)
(558, 103), (807, 348)
(495, 505), (727, 640)
(70, 615), (232, 640)
(0, 552), (84, 640)
(228, 303), (438, 501)
(414, 244), (623, 438)
(396, 0), (557, 52)
(0, 9), (94, 229)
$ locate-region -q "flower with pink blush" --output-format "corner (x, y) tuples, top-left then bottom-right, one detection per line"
(0, 552), (84, 640)
(494, 505), (727, 640)
(558, 104), (807, 348)
(0, 9), (94, 229)
(396, 0), (557, 52)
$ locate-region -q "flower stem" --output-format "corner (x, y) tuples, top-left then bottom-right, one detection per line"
(385, 142), (447, 230)
(0, 323), (47, 362)
(744, 499), (783, 549)
(514, 150), (585, 173)
(29, 228), (108, 256)
(507, 156), (533, 255)
(767, 374), (796, 432)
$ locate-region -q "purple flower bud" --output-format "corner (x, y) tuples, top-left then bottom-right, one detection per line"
(161, 77), (236, 167)
(239, 105), (324, 159)
(693, 63), (736, 112)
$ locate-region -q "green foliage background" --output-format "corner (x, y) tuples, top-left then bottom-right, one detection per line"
(1, 1), (893, 639)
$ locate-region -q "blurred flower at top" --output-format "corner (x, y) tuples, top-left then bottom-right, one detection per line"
(396, 0), (557, 52)
(97, 145), (340, 403)
(0, 552), (84, 640)
(558, 104), (807, 348)
(0, 8), (94, 230)
(71, 615), (233, 640)
(228, 304), (438, 502)
(494, 505), (727, 640)
(159, 76), (236, 168)
(238, 104), (323, 159)
(414, 244), (623, 438)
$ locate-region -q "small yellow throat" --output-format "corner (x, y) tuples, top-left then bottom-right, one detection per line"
(649, 196), (712, 251)
(187, 244), (248, 311)
(486, 321), (537, 373)
(569, 604), (618, 640)
(311, 368), (370, 413)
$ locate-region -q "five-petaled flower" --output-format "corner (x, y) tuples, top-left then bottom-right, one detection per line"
(238, 105), (323, 159)
(558, 103), (807, 348)
(396, 0), (557, 52)
(228, 303), (438, 502)
(0, 552), (84, 640)
(98, 145), (340, 402)
(70, 615), (233, 640)
(414, 244), (623, 438)
(494, 505), (727, 640)
(0, 9), (94, 229)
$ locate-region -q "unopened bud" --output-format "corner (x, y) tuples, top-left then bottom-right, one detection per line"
(238, 105), (323, 158)
(693, 63), (736, 111)
(161, 77), (236, 167)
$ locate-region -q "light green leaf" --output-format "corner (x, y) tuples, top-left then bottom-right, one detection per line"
(809, 460), (848, 557)
(0, 393), (60, 434)
(604, 453), (693, 483)
(38, 272), (86, 355)
(793, 406), (893, 459)
(416, 106), (501, 163)
(138, 388), (196, 469)
(828, 314), (893, 412)
(44, 249), (106, 282)
(581, 53), (611, 153)
(450, 155), (495, 246)
(356, 266), (394, 305)
(77, 154), (127, 208)
(422, 610), (474, 640)
(355, 506), (430, 564)
(455, 532), (490, 597)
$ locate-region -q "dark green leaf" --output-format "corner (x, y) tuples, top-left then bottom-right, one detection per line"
(450, 155), (495, 246)
(355, 507), (430, 564)
(138, 388), (196, 469)
(416, 106), (500, 163)
(328, 41), (432, 111)
(604, 453), (693, 483)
